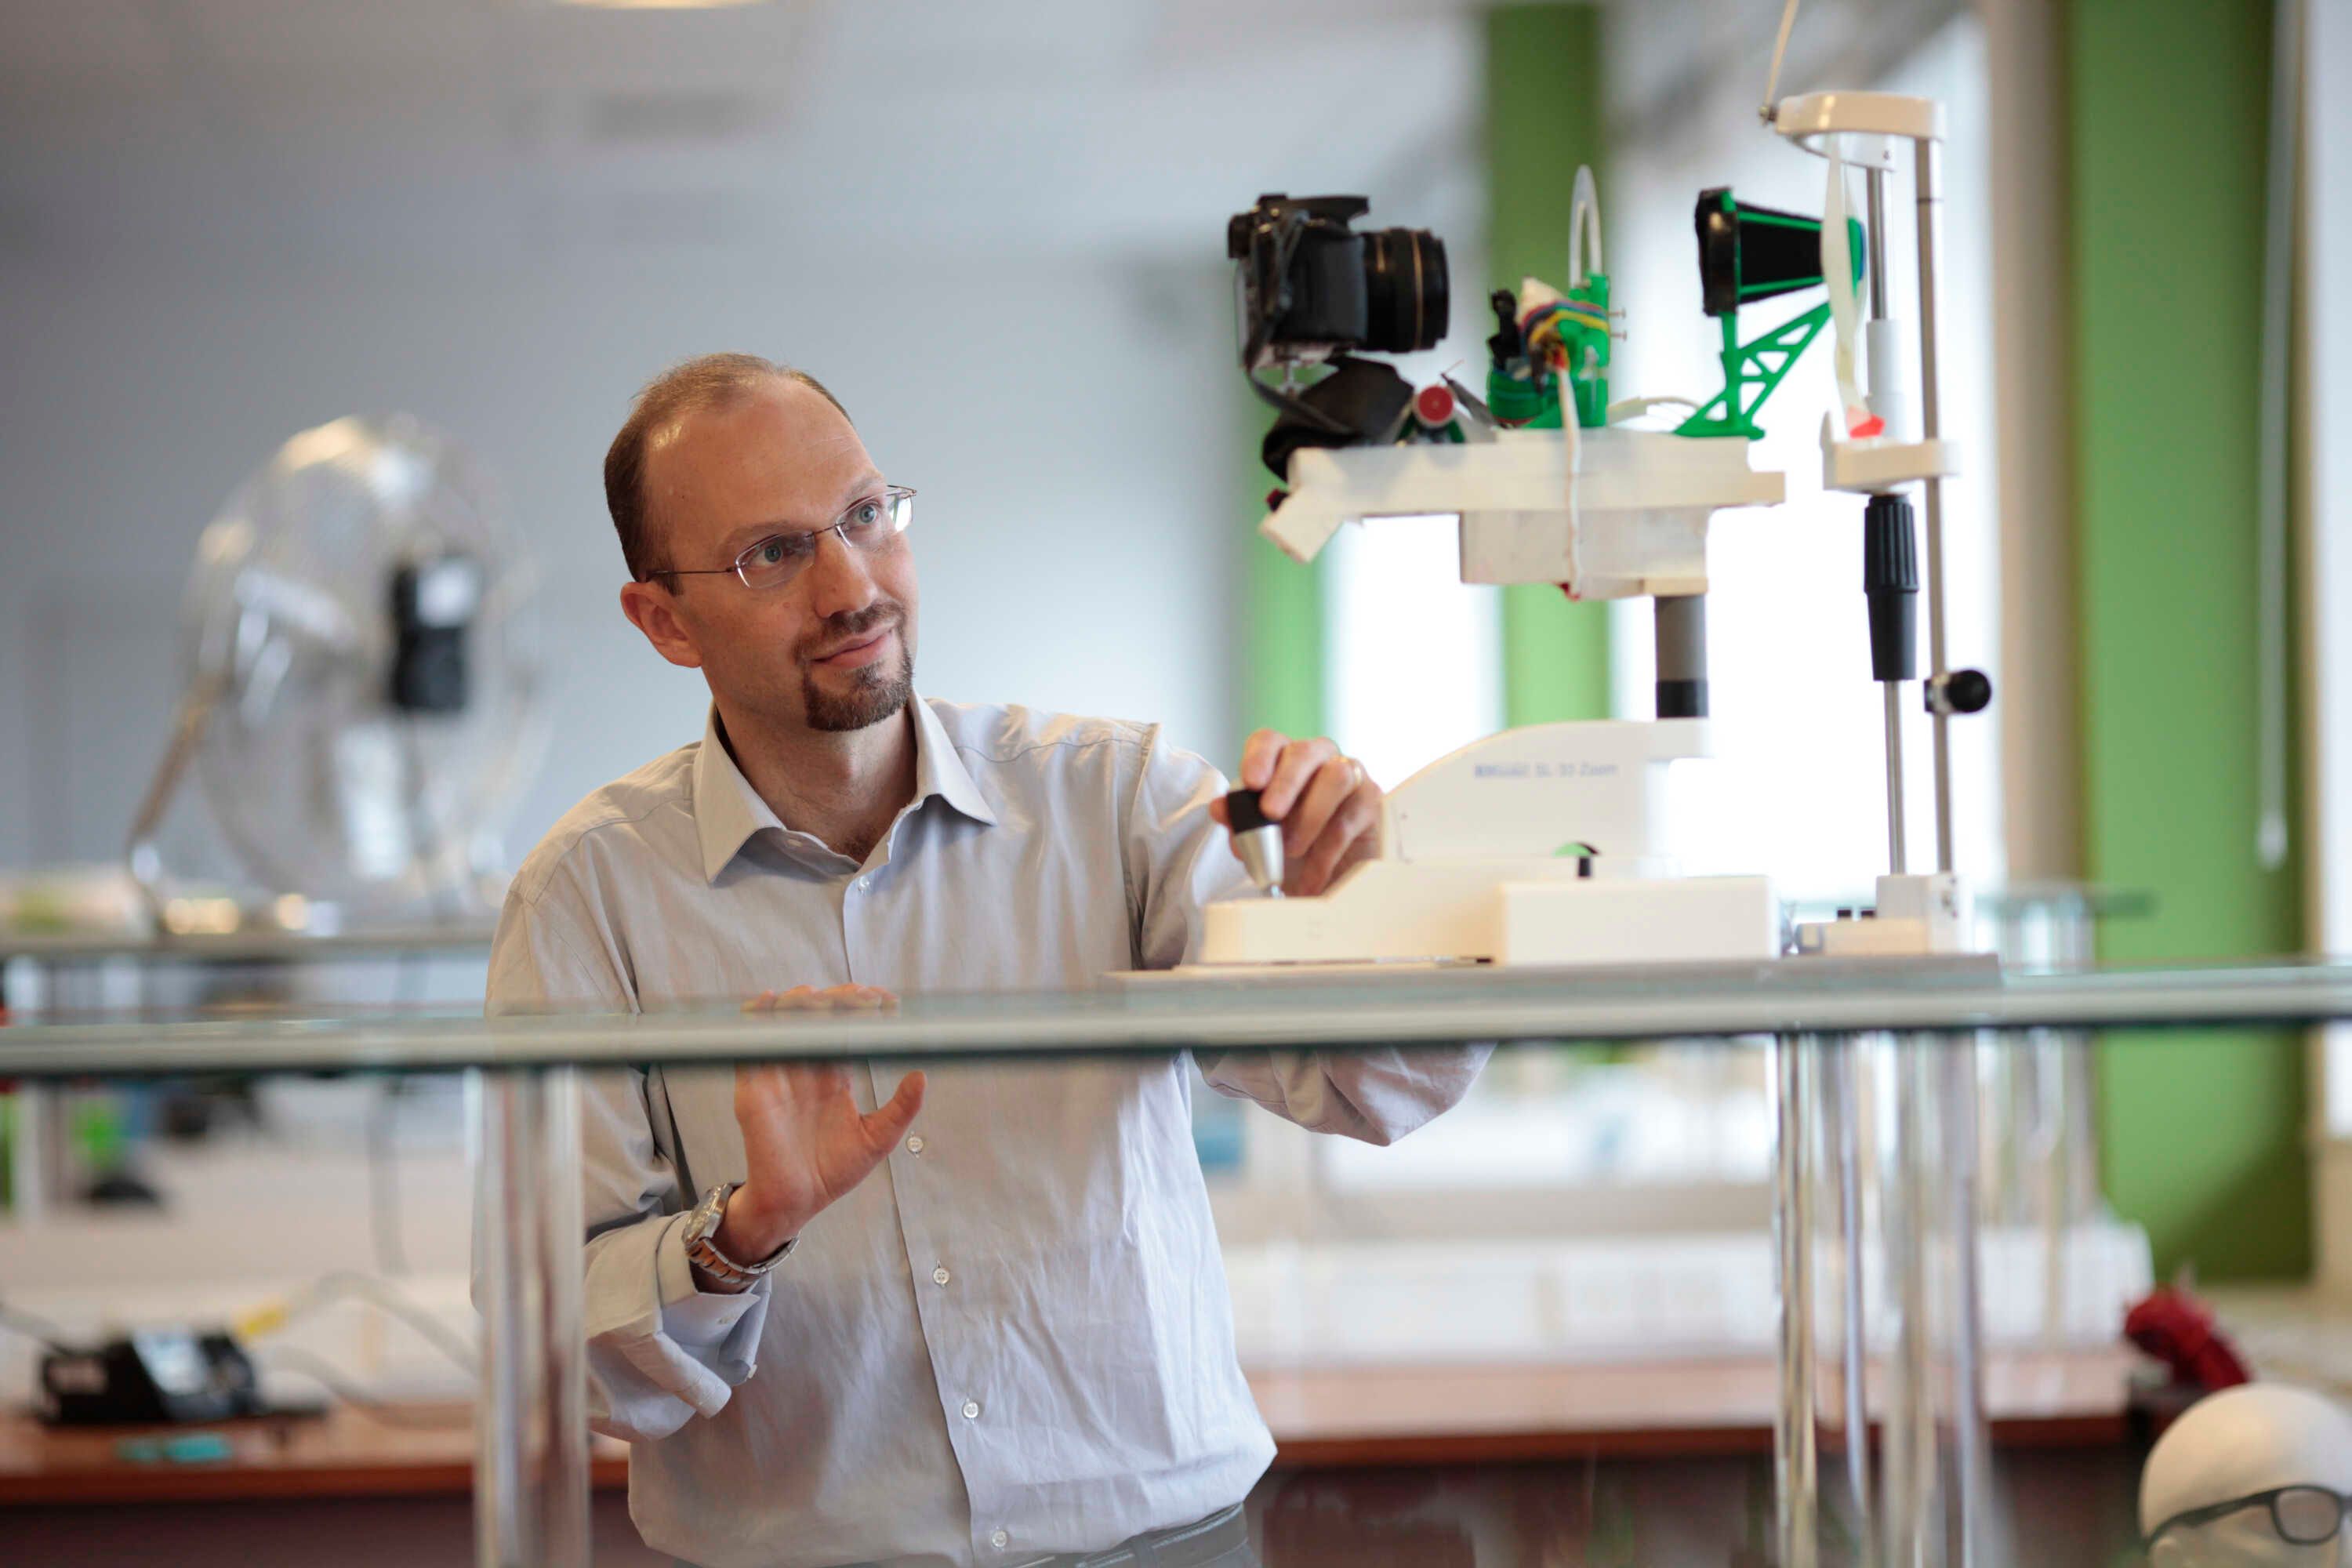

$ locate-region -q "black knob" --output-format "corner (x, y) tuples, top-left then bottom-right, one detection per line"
(1926, 669), (1994, 717)
(1862, 493), (1918, 684)
(1224, 789), (1275, 833)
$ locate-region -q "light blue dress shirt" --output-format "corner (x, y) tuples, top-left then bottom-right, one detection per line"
(485, 698), (1489, 1568)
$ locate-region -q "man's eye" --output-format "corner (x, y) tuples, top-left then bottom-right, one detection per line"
(851, 500), (882, 528)
(757, 539), (787, 565)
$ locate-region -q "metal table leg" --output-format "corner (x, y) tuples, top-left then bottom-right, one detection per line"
(471, 1065), (589, 1568)
(1773, 1033), (1821, 1568)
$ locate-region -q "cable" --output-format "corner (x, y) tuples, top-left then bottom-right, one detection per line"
(2253, 0), (2302, 869)
(259, 1345), (474, 1429)
(0, 1298), (78, 1352)
(236, 1270), (477, 1377)
(1761, 0), (1803, 123)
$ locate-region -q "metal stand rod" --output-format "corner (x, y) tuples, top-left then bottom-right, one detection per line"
(1772, 1034), (1820, 1568)
(1913, 139), (1957, 874)
(1945, 1040), (1991, 1567)
(1881, 1035), (1934, 1568)
(472, 1066), (589, 1568)
(1866, 169), (1891, 321)
(1830, 1036), (1873, 1543)
(1884, 683), (1910, 877)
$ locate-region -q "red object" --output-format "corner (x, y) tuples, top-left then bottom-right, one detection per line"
(2125, 1286), (2252, 1392)
(1848, 412), (1886, 438)
(1414, 383), (1456, 429)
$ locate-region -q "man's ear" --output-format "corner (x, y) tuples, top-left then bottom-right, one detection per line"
(620, 579), (705, 670)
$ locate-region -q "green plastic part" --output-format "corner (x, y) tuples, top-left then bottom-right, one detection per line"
(1675, 199), (1863, 440)
(1486, 365), (1560, 427)
(1562, 271), (1613, 429)
(1675, 302), (1835, 440)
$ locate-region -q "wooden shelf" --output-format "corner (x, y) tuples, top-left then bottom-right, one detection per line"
(0, 1346), (2134, 1506)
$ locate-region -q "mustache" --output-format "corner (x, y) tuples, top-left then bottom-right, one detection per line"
(797, 600), (905, 662)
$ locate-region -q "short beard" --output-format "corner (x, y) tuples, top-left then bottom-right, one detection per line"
(800, 606), (914, 733)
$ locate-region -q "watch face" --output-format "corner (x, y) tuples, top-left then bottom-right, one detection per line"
(685, 1185), (728, 1244)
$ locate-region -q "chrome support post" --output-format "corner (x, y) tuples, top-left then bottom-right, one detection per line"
(1773, 1034), (1821, 1568)
(1913, 138), (1956, 873)
(472, 1066), (589, 1568)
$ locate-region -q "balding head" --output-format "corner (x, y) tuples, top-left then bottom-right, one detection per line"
(604, 352), (851, 583)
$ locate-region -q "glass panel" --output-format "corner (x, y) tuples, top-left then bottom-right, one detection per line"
(7, 969), (2350, 1564)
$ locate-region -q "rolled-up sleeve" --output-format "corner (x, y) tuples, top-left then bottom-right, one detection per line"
(1122, 729), (1493, 1145)
(485, 876), (773, 1443)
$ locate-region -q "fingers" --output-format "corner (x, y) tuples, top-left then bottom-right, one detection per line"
(1281, 754), (1360, 857)
(1290, 772), (1384, 897)
(1239, 728), (1287, 791)
(860, 1069), (927, 1155)
(1257, 735), (1338, 820)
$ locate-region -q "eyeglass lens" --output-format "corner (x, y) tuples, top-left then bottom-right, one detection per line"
(2271, 1487), (2349, 1544)
(736, 490), (913, 591)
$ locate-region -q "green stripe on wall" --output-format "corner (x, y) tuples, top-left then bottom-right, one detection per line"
(1236, 389), (1324, 746)
(1488, 2), (1613, 724)
(2071, 0), (2307, 1279)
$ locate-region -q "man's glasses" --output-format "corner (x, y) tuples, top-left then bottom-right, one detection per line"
(652, 486), (915, 593)
(2147, 1486), (2352, 1548)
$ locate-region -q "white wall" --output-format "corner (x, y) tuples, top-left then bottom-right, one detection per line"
(0, 0), (1489, 883)
(0, 246), (1243, 873)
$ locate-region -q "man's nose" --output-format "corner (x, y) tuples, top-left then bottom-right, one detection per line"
(803, 528), (879, 620)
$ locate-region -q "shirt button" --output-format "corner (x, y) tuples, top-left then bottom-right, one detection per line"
(961, 1399), (981, 1420)
(990, 1530), (1010, 1550)
(855, 876), (870, 892)
(932, 1265), (951, 1286)
(906, 1135), (925, 1155)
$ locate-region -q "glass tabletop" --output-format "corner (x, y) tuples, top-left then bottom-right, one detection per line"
(2, 955), (2348, 1079)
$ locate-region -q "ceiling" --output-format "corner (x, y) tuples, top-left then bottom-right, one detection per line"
(0, 0), (1495, 270)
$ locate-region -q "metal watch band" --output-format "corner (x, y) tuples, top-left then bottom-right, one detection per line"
(684, 1181), (793, 1284)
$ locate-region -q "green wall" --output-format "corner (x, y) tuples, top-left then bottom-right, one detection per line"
(1489, 3), (1613, 724)
(2071, 0), (2307, 1279)
(1236, 386), (1326, 742)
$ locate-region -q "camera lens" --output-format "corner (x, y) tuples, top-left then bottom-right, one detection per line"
(1359, 228), (1450, 354)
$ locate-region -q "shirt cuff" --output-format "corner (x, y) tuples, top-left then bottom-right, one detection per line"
(653, 1210), (774, 1350)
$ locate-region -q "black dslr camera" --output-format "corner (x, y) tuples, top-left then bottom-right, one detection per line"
(1227, 195), (1453, 479)
(1227, 194), (1449, 368)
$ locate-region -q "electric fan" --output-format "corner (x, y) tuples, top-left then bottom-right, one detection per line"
(127, 415), (544, 934)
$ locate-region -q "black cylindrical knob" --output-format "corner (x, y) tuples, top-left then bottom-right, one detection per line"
(1863, 492), (1918, 684)
(1224, 789), (1274, 833)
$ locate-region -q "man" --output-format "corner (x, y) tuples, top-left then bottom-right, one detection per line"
(487, 353), (1489, 1568)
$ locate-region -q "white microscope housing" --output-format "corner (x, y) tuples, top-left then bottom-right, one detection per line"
(2142, 1385), (2352, 1566)
(1201, 423), (1785, 971)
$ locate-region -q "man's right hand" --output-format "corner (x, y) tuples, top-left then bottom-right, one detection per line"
(709, 985), (924, 1283)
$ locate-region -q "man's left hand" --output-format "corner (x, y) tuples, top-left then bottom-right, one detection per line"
(1207, 729), (1382, 898)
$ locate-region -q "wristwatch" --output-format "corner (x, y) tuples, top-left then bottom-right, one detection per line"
(681, 1181), (794, 1287)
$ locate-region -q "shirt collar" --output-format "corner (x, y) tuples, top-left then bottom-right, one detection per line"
(691, 697), (997, 883)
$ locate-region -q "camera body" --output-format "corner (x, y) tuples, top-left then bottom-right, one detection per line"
(1227, 194), (1449, 370)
